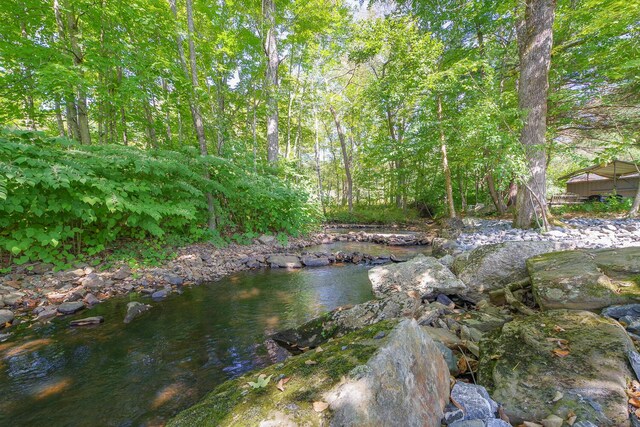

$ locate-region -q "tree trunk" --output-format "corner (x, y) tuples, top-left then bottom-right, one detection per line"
(438, 96), (456, 218)
(313, 105), (325, 214)
(143, 98), (158, 149)
(64, 5), (91, 144)
(162, 78), (173, 144)
(330, 105), (353, 213)
(513, 0), (556, 229)
(54, 100), (66, 137)
(120, 107), (128, 146)
(263, 0), (279, 163)
(170, 0), (216, 231)
(487, 172), (507, 215)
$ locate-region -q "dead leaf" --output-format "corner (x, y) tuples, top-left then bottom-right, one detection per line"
(552, 348), (570, 357)
(276, 377), (290, 392)
(566, 414), (577, 425)
(498, 406), (510, 423)
(629, 397), (640, 408)
(315, 346), (324, 353)
(313, 401), (329, 412)
(304, 360), (317, 365)
(457, 357), (468, 374)
(635, 408), (640, 418)
(553, 325), (566, 333)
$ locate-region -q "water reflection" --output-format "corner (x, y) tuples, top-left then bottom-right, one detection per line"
(0, 264), (377, 426)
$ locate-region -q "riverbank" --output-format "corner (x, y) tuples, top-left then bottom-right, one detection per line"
(0, 229), (433, 333)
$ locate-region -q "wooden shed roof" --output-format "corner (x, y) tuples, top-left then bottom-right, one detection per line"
(560, 160), (640, 181)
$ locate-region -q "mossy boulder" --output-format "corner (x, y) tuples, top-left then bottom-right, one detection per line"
(170, 319), (450, 427)
(271, 293), (422, 354)
(592, 247), (640, 278)
(452, 241), (562, 301)
(529, 250), (640, 310)
(478, 310), (635, 426)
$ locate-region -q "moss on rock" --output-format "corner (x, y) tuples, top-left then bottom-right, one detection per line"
(479, 310), (634, 426)
(169, 320), (398, 427)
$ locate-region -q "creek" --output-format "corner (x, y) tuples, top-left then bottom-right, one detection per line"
(0, 242), (427, 426)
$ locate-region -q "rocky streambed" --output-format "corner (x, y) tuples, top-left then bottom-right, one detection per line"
(171, 222), (640, 427)
(0, 229), (432, 334)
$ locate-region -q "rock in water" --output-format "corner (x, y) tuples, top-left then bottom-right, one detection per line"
(124, 302), (151, 324)
(452, 241), (561, 301)
(266, 255), (302, 269)
(479, 310), (634, 426)
(70, 316), (104, 327)
(528, 250), (640, 310)
(57, 301), (85, 315)
(327, 319), (450, 427)
(271, 292), (421, 354)
(300, 255), (330, 267)
(0, 309), (15, 326)
(368, 254), (465, 299)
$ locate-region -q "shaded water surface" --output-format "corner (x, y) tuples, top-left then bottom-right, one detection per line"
(0, 265), (375, 427)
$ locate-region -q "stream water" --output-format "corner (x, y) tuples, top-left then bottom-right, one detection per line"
(0, 242), (427, 427)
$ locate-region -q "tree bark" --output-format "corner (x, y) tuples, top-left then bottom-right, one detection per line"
(54, 100), (66, 137)
(170, 0), (216, 231)
(64, 4), (91, 144)
(330, 105), (353, 213)
(438, 96), (456, 218)
(263, 0), (279, 163)
(313, 105), (325, 214)
(487, 172), (507, 215)
(513, 0), (556, 229)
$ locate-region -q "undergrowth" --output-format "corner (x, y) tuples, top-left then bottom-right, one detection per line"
(0, 130), (320, 267)
(325, 204), (420, 224)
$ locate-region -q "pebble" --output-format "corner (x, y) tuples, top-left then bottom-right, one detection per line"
(57, 301), (85, 315)
(455, 218), (640, 251)
(0, 309), (15, 325)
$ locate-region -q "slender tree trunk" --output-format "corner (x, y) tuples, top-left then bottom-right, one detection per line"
(162, 78), (172, 143)
(54, 100), (66, 137)
(329, 105), (353, 213)
(64, 6), (90, 144)
(120, 107), (128, 146)
(313, 105), (325, 214)
(263, 0), (279, 163)
(513, 0), (556, 228)
(438, 96), (455, 218)
(66, 100), (80, 140)
(487, 172), (507, 215)
(143, 98), (158, 149)
(169, 0), (216, 231)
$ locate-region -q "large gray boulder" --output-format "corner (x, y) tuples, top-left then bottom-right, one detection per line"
(327, 319), (450, 427)
(452, 241), (563, 301)
(479, 310), (634, 426)
(529, 250), (640, 310)
(368, 254), (465, 299)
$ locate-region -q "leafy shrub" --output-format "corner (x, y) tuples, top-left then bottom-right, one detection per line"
(325, 204), (419, 224)
(0, 130), (318, 266)
(551, 195), (633, 215)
